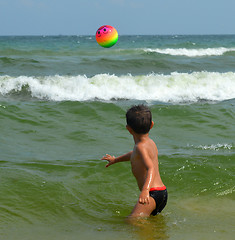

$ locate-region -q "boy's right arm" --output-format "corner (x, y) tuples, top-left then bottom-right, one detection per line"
(101, 151), (132, 168)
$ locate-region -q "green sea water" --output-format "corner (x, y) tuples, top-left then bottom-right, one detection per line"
(0, 35), (235, 239)
(0, 100), (234, 240)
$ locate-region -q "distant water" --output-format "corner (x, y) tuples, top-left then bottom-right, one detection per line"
(0, 35), (234, 240)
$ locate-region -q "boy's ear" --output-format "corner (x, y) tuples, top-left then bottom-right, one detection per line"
(126, 125), (133, 134)
(150, 121), (154, 129)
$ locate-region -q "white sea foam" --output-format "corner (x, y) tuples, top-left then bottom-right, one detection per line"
(190, 143), (234, 151)
(1, 72), (235, 102)
(217, 187), (235, 196)
(144, 47), (235, 57)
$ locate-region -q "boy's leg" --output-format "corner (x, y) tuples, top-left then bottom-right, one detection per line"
(129, 197), (156, 217)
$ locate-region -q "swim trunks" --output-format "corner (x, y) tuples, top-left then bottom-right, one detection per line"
(149, 186), (168, 216)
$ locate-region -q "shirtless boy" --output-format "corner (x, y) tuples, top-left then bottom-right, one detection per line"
(101, 105), (167, 217)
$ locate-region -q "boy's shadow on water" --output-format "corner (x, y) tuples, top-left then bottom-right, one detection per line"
(126, 214), (169, 240)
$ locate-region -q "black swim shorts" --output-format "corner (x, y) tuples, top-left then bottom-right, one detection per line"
(149, 186), (168, 216)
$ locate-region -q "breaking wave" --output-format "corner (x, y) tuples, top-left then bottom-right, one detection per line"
(143, 47), (235, 57)
(1, 72), (235, 102)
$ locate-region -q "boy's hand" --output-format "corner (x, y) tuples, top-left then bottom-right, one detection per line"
(139, 189), (150, 205)
(101, 154), (116, 168)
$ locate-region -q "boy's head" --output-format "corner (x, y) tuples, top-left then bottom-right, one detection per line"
(126, 105), (152, 134)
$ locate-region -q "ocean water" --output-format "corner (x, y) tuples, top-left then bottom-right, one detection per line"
(0, 35), (235, 240)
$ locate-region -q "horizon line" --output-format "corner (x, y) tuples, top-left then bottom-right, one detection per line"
(1, 33), (235, 37)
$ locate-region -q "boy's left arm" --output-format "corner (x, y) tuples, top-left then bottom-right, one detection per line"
(137, 145), (155, 205)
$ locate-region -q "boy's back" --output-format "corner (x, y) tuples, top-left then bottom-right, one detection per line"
(130, 137), (164, 192)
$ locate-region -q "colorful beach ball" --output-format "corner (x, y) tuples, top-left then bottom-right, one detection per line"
(96, 25), (118, 48)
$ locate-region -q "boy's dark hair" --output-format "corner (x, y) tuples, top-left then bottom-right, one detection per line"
(126, 105), (152, 134)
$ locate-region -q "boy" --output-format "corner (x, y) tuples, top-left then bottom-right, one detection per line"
(101, 105), (167, 218)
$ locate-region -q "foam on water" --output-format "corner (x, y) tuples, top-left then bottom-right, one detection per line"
(144, 47), (235, 57)
(1, 72), (235, 102)
(188, 143), (234, 151)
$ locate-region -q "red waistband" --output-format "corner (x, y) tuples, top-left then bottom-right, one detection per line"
(150, 186), (166, 191)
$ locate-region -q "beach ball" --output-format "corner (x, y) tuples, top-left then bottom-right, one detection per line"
(96, 25), (118, 48)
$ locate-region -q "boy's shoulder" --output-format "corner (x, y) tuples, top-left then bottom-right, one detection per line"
(137, 138), (157, 152)
(135, 138), (151, 154)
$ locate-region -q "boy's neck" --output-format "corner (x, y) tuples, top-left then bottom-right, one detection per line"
(133, 133), (150, 144)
